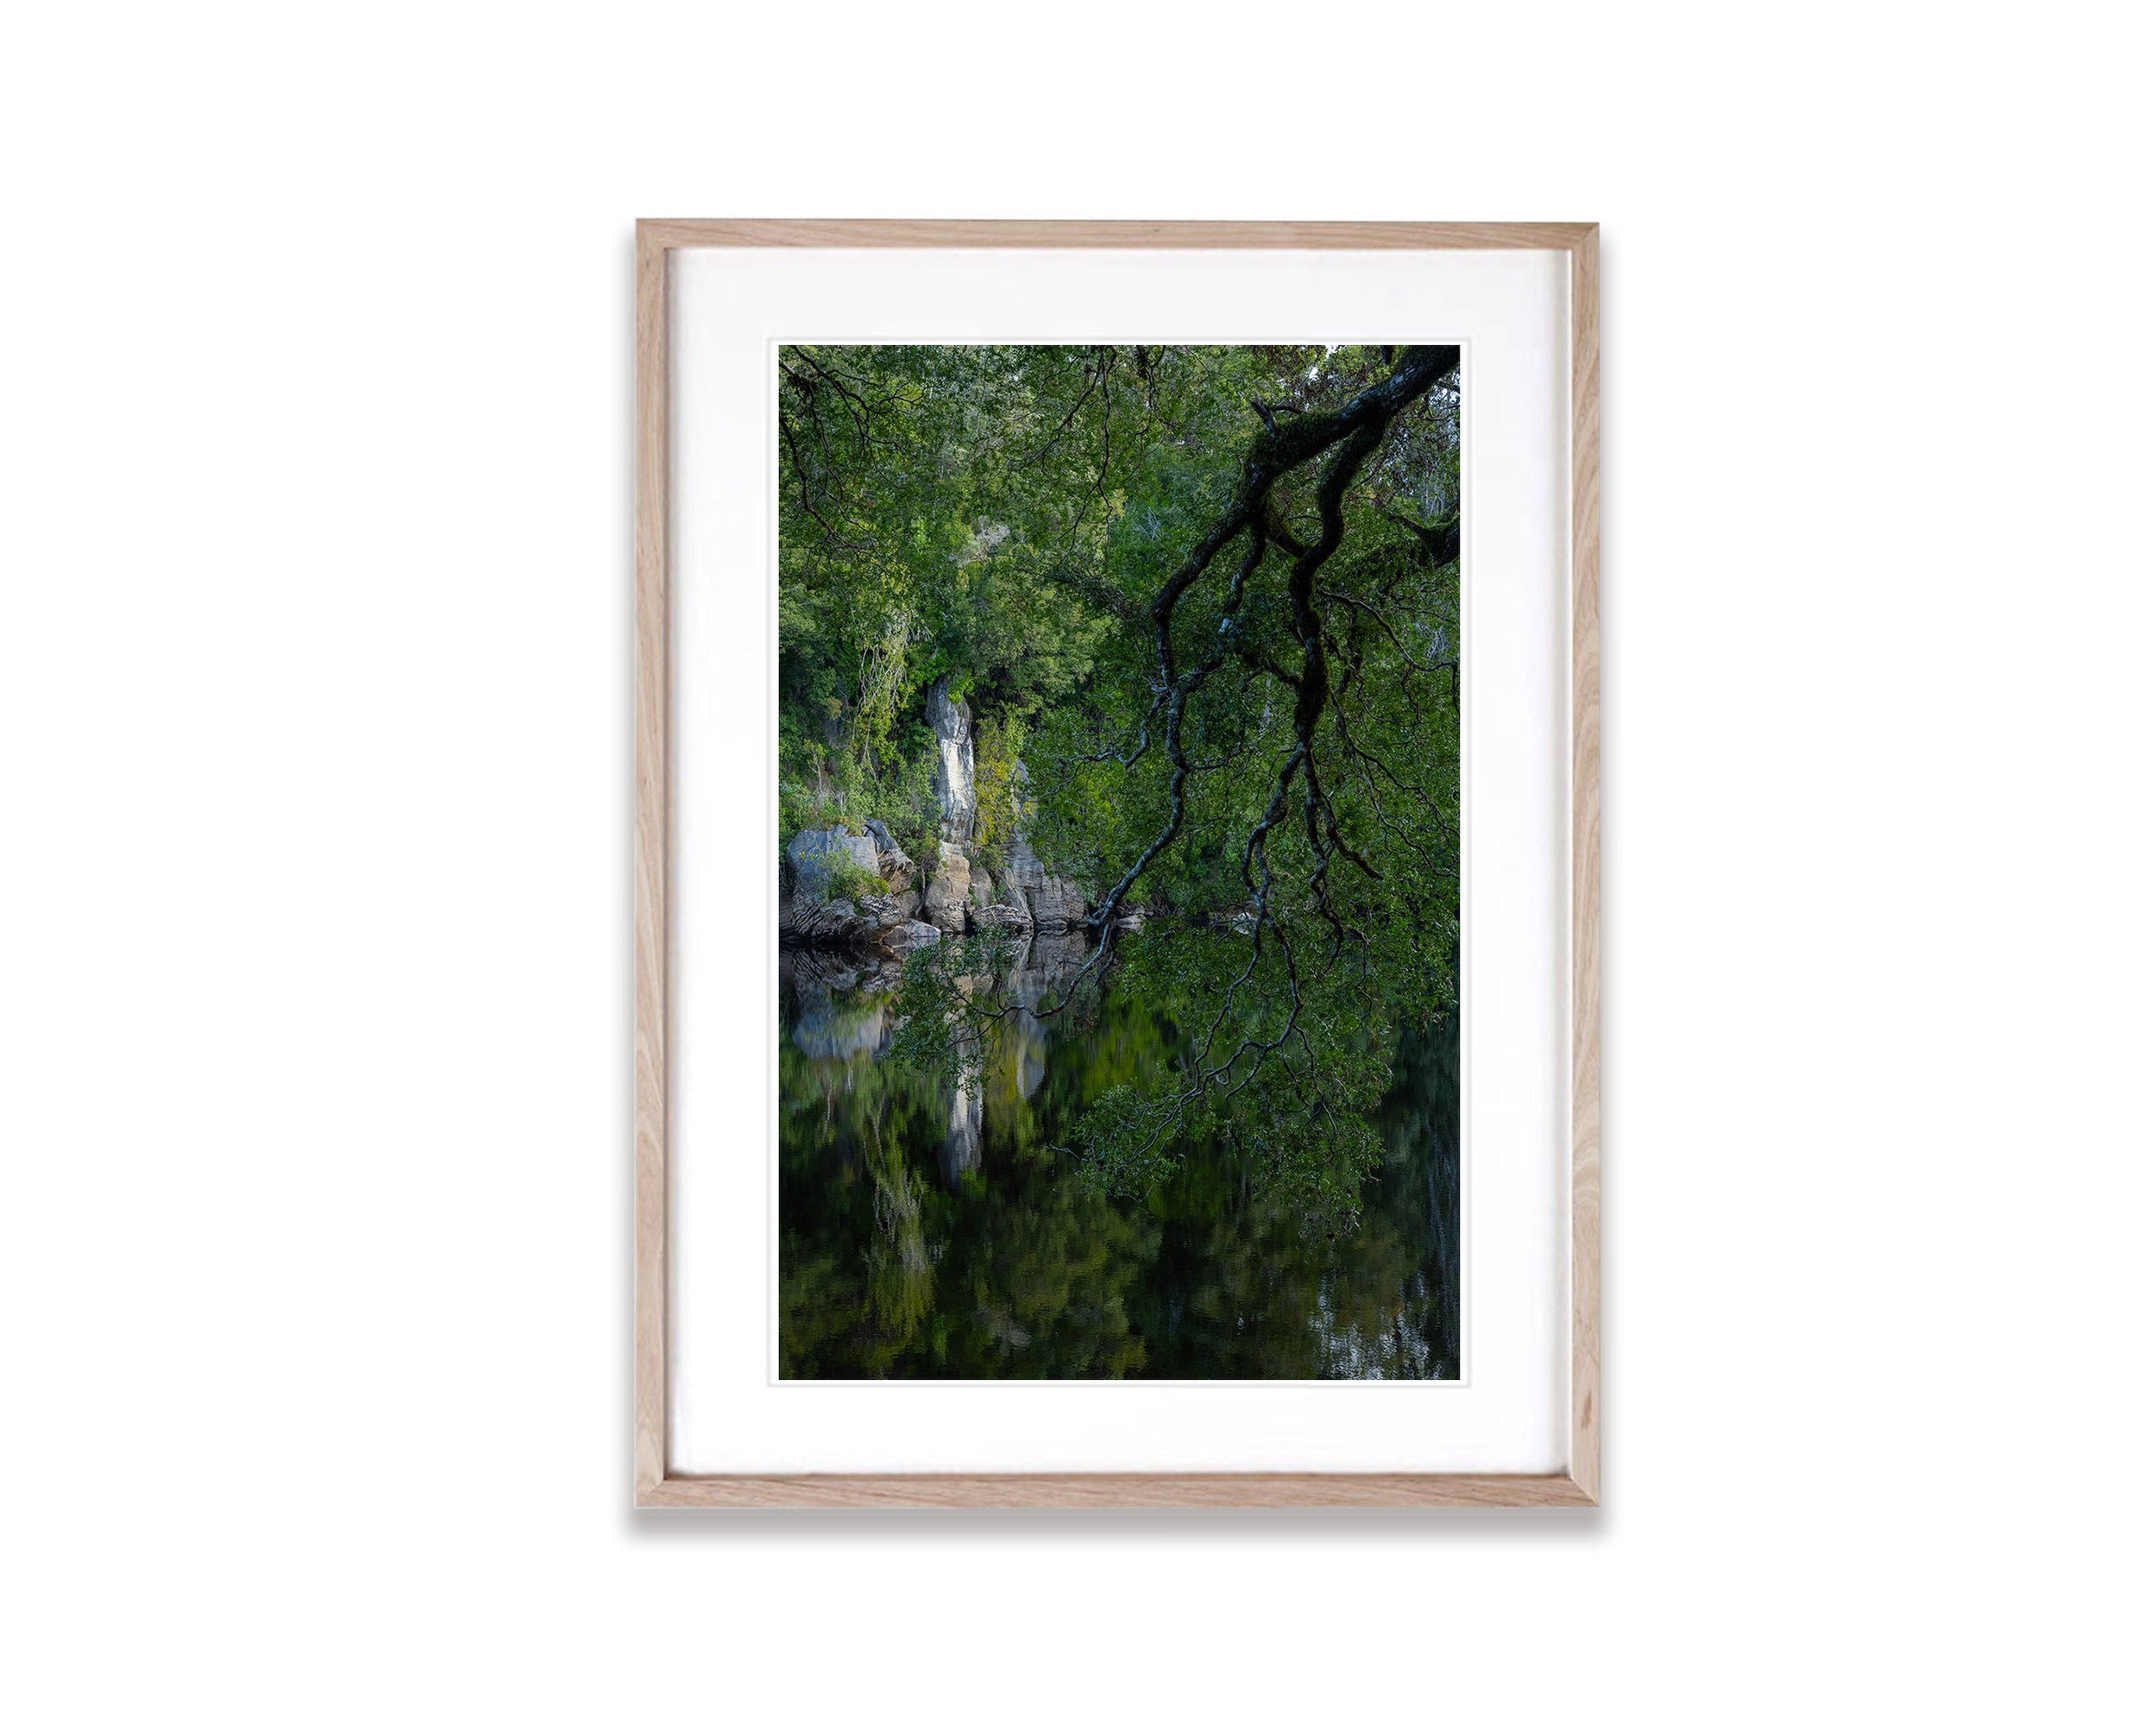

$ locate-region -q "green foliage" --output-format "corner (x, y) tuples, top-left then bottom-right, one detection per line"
(971, 712), (1028, 859)
(820, 853), (888, 903)
(779, 712), (940, 863)
(780, 343), (1462, 1222)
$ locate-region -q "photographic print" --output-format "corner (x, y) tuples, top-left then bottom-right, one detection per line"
(776, 343), (1462, 1380)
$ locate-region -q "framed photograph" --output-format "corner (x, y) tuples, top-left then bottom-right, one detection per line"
(636, 221), (1599, 1506)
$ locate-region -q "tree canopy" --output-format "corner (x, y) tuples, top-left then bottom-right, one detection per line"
(779, 343), (1461, 1224)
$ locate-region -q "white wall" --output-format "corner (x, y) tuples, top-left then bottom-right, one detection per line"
(3, 4), (2147, 1719)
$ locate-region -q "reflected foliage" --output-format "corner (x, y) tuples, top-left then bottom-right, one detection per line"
(779, 957), (1457, 1379)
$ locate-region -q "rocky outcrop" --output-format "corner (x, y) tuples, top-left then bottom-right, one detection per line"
(783, 767), (1109, 950)
(1029, 878), (1089, 929)
(863, 818), (918, 890)
(786, 827), (878, 903)
(921, 841), (972, 934)
(1003, 835), (1090, 931)
(782, 889), (922, 947)
(968, 901), (1030, 935)
(780, 824), (938, 954)
(963, 859), (1028, 935)
(926, 677), (975, 841)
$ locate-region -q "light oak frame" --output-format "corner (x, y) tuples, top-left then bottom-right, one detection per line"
(635, 221), (1600, 1507)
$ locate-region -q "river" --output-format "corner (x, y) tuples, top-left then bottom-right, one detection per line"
(778, 934), (1459, 1378)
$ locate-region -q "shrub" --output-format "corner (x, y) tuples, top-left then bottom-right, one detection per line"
(822, 853), (889, 903)
(973, 712), (1030, 858)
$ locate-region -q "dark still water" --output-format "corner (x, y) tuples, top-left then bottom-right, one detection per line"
(779, 935), (1459, 1379)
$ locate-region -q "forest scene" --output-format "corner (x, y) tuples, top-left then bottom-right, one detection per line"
(776, 343), (1462, 1378)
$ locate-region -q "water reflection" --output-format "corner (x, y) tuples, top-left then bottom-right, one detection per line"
(778, 937), (1459, 1379)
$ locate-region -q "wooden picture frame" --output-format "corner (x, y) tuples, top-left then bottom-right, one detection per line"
(636, 221), (1600, 1507)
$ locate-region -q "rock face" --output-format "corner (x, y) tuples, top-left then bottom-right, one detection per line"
(780, 823), (935, 954)
(968, 901), (1030, 935)
(783, 764), (1106, 949)
(786, 827), (878, 904)
(926, 677), (975, 841)
(782, 889), (921, 948)
(961, 862), (1025, 935)
(1003, 835), (1089, 930)
(863, 818), (917, 888)
(1028, 877), (1090, 929)
(921, 841), (972, 934)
